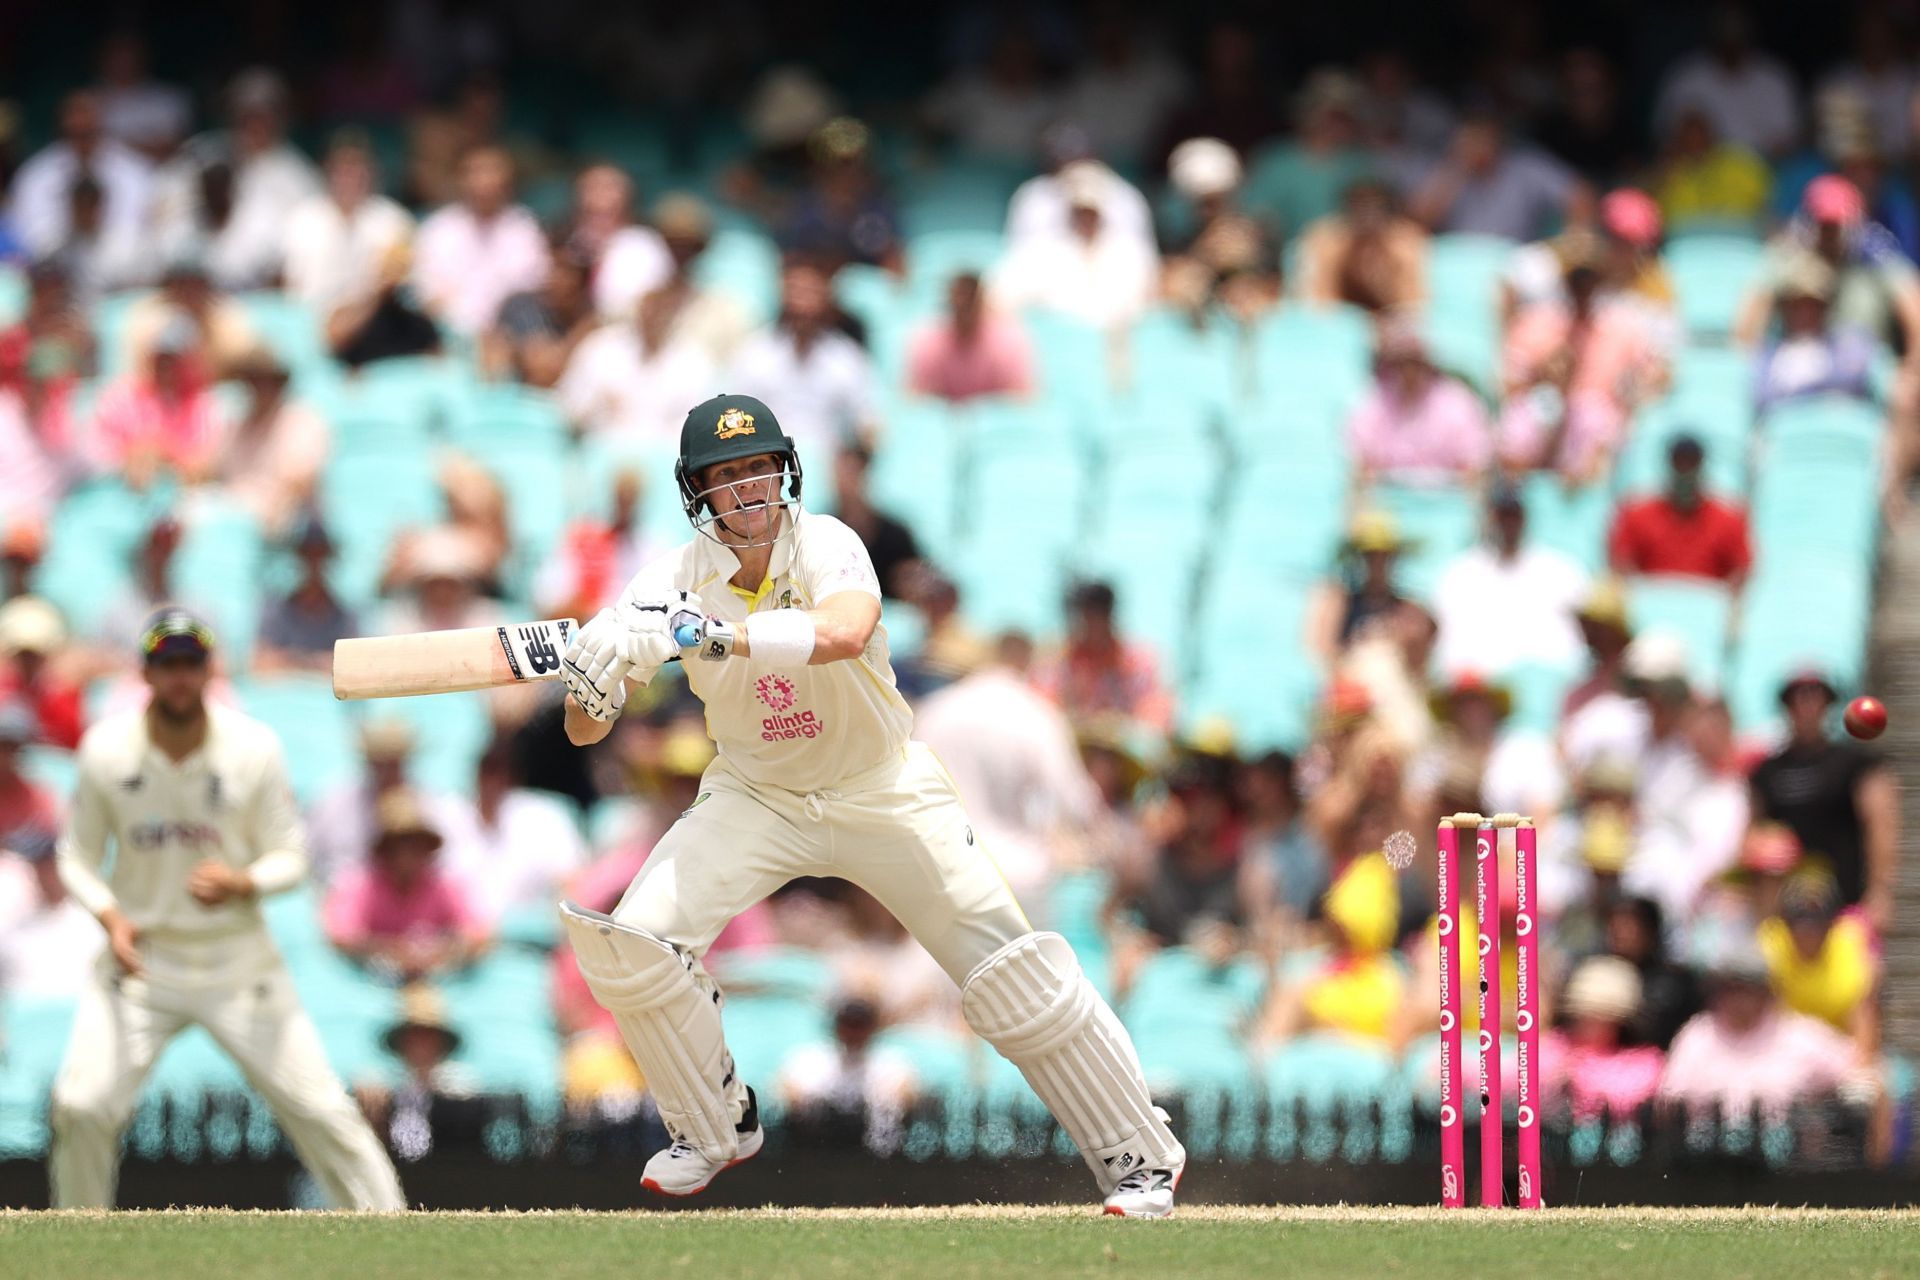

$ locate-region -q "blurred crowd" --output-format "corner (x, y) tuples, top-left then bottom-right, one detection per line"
(0, 0), (1911, 1164)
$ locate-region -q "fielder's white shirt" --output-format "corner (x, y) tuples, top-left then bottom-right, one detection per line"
(620, 509), (912, 793)
(57, 704), (308, 943)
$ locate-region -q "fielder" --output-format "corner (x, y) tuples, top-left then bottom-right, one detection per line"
(557, 394), (1185, 1217)
(49, 609), (405, 1209)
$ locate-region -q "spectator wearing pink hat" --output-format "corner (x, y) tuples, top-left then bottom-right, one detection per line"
(1740, 175), (1920, 357)
(1499, 231), (1670, 482)
(1502, 189), (1675, 339)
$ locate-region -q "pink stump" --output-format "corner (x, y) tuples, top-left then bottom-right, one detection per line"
(1437, 821), (1464, 1207)
(1515, 822), (1542, 1208)
(1476, 821), (1502, 1208)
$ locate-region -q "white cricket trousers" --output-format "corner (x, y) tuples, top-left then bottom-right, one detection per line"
(49, 930), (406, 1210)
(615, 742), (1031, 982)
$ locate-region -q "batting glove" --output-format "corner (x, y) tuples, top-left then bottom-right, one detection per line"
(617, 590), (704, 667)
(563, 608), (633, 721)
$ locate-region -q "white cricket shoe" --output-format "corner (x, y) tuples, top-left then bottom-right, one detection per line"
(1102, 1162), (1183, 1218)
(641, 1087), (764, 1196)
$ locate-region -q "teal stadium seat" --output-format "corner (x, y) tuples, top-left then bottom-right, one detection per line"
(1626, 579), (1736, 693)
(1520, 474), (1612, 573)
(236, 292), (331, 384)
(898, 160), (1026, 236)
(233, 675), (359, 804)
(0, 266), (25, 325)
(36, 479), (163, 638)
(319, 450), (446, 607)
(172, 500), (267, 666)
(1248, 305), (1371, 425)
(905, 230), (1005, 300)
(1617, 393), (1753, 498)
(694, 229), (780, 325)
(1359, 484), (1482, 601)
(367, 690), (493, 796)
(1023, 309), (1114, 407)
(1120, 310), (1236, 424)
(1122, 948), (1263, 1094)
(1665, 235), (1766, 342)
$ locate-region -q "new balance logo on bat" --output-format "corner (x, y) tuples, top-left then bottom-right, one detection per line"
(521, 625), (561, 675)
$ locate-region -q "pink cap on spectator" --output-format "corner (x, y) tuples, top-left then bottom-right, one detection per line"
(1600, 189), (1662, 248)
(1804, 175), (1865, 225)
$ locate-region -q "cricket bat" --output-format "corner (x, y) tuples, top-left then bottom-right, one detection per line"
(332, 619), (576, 700)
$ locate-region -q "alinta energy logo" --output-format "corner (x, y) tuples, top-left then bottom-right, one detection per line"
(754, 673), (797, 712)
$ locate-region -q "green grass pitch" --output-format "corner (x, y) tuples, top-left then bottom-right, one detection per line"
(3, 1206), (1915, 1279)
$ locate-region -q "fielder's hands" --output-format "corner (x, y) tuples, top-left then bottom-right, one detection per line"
(187, 860), (254, 906)
(618, 590), (705, 667)
(563, 607), (632, 722)
(100, 907), (144, 977)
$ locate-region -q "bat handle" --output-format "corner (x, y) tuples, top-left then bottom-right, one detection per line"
(674, 623), (703, 648)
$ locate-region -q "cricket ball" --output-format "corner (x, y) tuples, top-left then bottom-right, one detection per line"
(1844, 696), (1888, 741)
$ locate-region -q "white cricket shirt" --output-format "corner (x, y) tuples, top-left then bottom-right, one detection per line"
(57, 703), (308, 943)
(620, 509), (912, 793)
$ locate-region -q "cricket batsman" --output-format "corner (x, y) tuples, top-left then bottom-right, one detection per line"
(558, 394), (1186, 1217)
(48, 609), (405, 1210)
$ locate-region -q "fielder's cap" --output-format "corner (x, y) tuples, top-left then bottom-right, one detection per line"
(1562, 955), (1642, 1023)
(1775, 251), (1837, 301)
(1805, 174), (1866, 226)
(1600, 188), (1662, 249)
(359, 716), (418, 761)
(0, 698), (37, 745)
(374, 788), (443, 850)
(1168, 137), (1242, 199)
(139, 606), (215, 662)
(1778, 667), (1839, 706)
(384, 983), (461, 1055)
(0, 596), (66, 656)
(679, 393), (792, 477)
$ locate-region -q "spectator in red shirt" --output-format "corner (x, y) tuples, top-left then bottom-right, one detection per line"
(906, 272), (1036, 403)
(0, 699), (61, 848)
(0, 597), (84, 749)
(1607, 435), (1752, 587)
(1036, 580), (1174, 733)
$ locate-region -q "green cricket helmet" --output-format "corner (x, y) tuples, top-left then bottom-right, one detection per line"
(674, 393), (805, 546)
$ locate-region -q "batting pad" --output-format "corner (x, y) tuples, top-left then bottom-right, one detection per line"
(961, 931), (1185, 1192)
(559, 901), (743, 1159)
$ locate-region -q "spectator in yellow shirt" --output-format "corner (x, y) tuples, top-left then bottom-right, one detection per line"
(1654, 108), (1772, 235)
(1758, 868), (1879, 1053)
